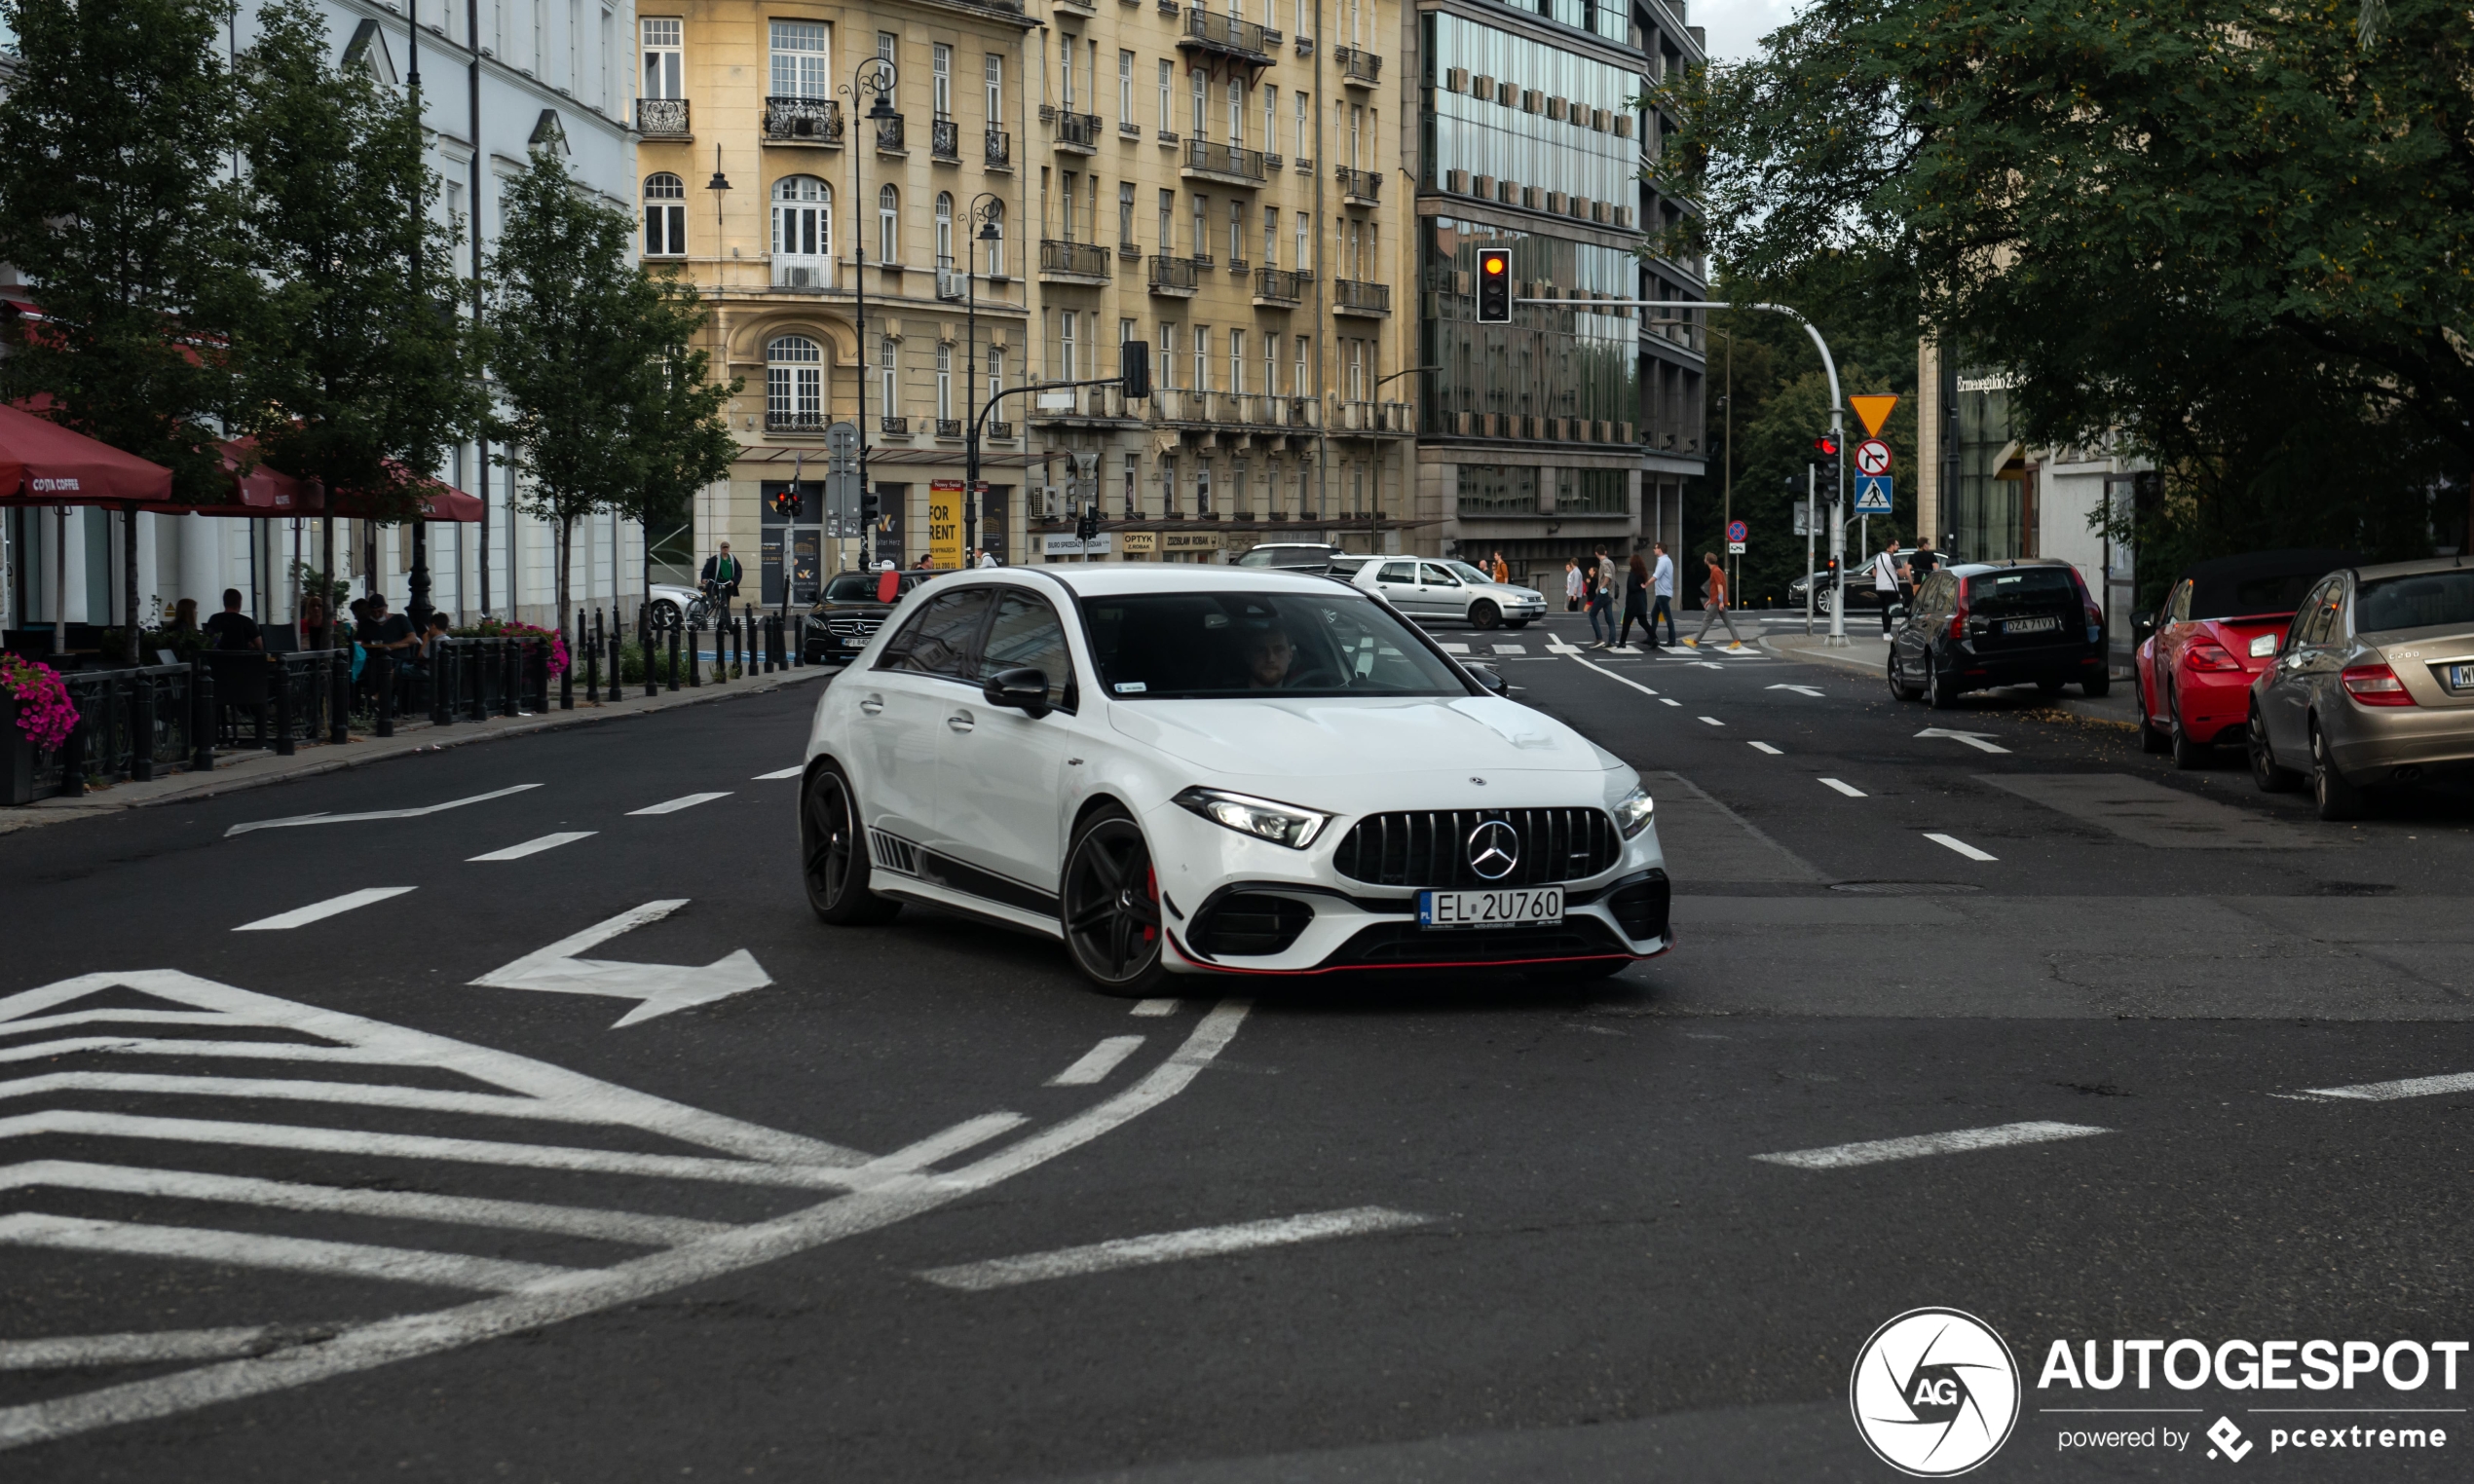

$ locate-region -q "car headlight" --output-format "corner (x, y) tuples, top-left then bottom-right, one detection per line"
(1611, 785), (1655, 838)
(1173, 787), (1332, 849)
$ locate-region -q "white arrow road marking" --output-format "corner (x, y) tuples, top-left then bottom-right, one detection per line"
(1768, 684), (1825, 697)
(628, 791), (732, 815)
(752, 766), (805, 780)
(469, 900), (770, 1027)
(0, 1213), (575, 1291)
(2297, 1071), (2474, 1101)
(1561, 652), (1659, 699)
(1925, 833), (1999, 862)
(1915, 726), (2012, 754)
(916, 1206), (1429, 1290)
(1819, 778), (1867, 798)
(1754, 1121), (2111, 1170)
(1047, 1036), (1145, 1087)
(223, 785), (541, 836)
(1747, 742), (1783, 756)
(468, 832), (595, 862)
(233, 887), (415, 932)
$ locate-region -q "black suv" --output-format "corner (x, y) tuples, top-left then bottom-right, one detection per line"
(801, 569), (956, 665)
(1889, 558), (2110, 706)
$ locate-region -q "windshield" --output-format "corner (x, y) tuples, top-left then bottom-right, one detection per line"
(822, 574), (876, 601)
(1082, 591), (1470, 699)
(1442, 560), (1493, 585)
(1965, 568), (2078, 619)
(2358, 570), (2474, 633)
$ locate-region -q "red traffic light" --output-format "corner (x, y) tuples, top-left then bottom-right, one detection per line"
(1814, 433), (1841, 458)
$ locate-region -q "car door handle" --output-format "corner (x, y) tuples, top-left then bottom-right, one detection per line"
(947, 711), (974, 733)
(859, 693), (884, 716)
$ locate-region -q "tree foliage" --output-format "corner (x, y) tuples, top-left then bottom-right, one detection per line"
(1654, 0), (2473, 569)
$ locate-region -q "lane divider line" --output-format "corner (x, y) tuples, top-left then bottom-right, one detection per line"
(752, 766), (805, 781)
(1754, 1121), (2112, 1170)
(628, 792), (732, 816)
(233, 888), (416, 932)
(468, 832), (596, 863)
(1046, 1036), (1146, 1088)
(1660, 698), (1681, 708)
(224, 785), (543, 837)
(2298, 1071), (2474, 1102)
(1129, 999), (1181, 1017)
(1747, 742), (1783, 756)
(915, 1206), (1429, 1291)
(1698, 716), (1725, 727)
(1560, 652), (1659, 698)
(1925, 833), (1999, 862)
(1819, 778), (1867, 798)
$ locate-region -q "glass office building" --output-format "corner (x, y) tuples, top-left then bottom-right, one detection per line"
(1420, 217), (1637, 435)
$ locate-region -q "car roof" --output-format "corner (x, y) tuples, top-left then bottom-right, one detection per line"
(1947, 558), (2075, 575)
(1008, 563), (1365, 597)
(1243, 541), (1345, 552)
(2176, 548), (2361, 585)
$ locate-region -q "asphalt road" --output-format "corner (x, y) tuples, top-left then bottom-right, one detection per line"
(4, 609), (2471, 1483)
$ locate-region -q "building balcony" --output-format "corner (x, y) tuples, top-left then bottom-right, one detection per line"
(1181, 137), (1266, 186)
(771, 259), (836, 291)
(764, 96), (843, 146)
(988, 421), (1015, 441)
(1333, 278), (1390, 317)
(1253, 268), (1306, 306)
(936, 418), (964, 438)
(1052, 110), (1102, 154)
(1147, 255), (1200, 297)
(930, 117), (959, 162)
(1336, 165), (1380, 206)
(985, 128), (1012, 170)
(1332, 46), (1381, 89)
(1040, 239), (1113, 283)
(1179, 7), (1273, 62)
(874, 114), (906, 154)
(1053, 0), (1096, 14)
(880, 415), (910, 436)
(766, 409), (828, 435)
(635, 97), (690, 138)
(1335, 400), (1414, 436)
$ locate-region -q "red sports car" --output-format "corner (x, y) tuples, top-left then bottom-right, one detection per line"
(2134, 548), (2360, 767)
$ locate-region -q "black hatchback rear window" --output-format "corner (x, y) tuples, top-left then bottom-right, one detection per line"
(1965, 569), (2078, 619)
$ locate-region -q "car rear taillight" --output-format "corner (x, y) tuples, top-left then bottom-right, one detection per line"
(2187, 643), (2243, 672)
(1948, 580), (1971, 641)
(2341, 663), (2417, 707)
(2067, 567), (2103, 642)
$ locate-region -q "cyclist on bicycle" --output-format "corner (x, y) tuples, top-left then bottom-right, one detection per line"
(699, 542), (743, 609)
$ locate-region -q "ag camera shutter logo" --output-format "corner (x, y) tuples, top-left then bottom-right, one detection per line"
(1850, 1308), (2022, 1475)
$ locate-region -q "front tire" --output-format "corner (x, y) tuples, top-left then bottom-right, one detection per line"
(648, 600), (682, 633)
(802, 763), (901, 925)
(2310, 720), (2367, 821)
(1470, 600), (1502, 631)
(2249, 704), (2302, 793)
(1060, 805), (1172, 996)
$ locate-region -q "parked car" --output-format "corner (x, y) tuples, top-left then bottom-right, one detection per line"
(1887, 558), (2109, 706)
(1235, 542), (1353, 574)
(798, 565), (1669, 992)
(1352, 557), (1547, 630)
(1785, 569), (1895, 614)
(2247, 557), (2474, 820)
(2134, 548), (2359, 768)
(800, 569), (956, 665)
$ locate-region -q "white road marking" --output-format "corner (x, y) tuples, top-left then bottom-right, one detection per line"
(1561, 652), (1659, 698)
(1047, 1036), (1145, 1087)
(1441, 643), (1471, 654)
(1767, 684), (1825, 697)
(223, 785), (543, 837)
(1129, 999), (1181, 1017)
(469, 900), (771, 1027)
(1607, 645), (1640, 654)
(1819, 778), (1867, 798)
(232, 887), (415, 932)
(628, 792), (731, 815)
(916, 1206), (1428, 1291)
(1915, 726), (2012, 754)
(0, 1213), (575, 1290)
(1490, 644), (1527, 655)
(1753, 1121), (2112, 1170)
(468, 832), (595, 862)
(1546, 643), (1581, 654)
(0, 984), (1253, 1452)
(0, 1328), (282, 1371)
(1924, 833), (1999, 862)
(1747, 742), (1783, 756)
(1660, 698), (1681, 707)
(1698, 716), (1725, 727)
(752, 766), (805, 780)
(2299, 1071), (2474, 1101)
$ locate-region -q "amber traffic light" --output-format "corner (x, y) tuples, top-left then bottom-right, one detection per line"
(1477, 251), (1511, 323)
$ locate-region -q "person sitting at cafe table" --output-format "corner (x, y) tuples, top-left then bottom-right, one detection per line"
(204, 589), (261, 651)
(169, 598), (201, 637)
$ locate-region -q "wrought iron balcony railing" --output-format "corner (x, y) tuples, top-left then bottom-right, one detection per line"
(875, 114), (906, 152)
(1182, 137), (1266, 184)
(1180, 7), (1272, 59)
(636, 97), (689, 137)
(1146, 255), (1199, 295)
(1333, 278), (1391, 315)
(930, 117), (959, 160)
(936, 418), (963, 438)
(1336, 165), (1380, 203)
(1253, 267), (1305, 305)
(985, 129), (1012, 168)
(765, 409), (828, 434)
(1053, 110), (1101, 152)
(1333, 46), (1381, 87)
(1041, 239), (1113, 278)
(880, 415), (910, 435)
(764, 96), (843, 145)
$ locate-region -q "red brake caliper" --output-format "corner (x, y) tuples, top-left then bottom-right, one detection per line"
(1143, 865), (1158, 944)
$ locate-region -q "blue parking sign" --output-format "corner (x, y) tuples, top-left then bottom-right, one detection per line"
(1855, 475), (1893, 514)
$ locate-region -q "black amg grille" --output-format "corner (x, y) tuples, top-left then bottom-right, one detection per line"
(1330, 808), (1622, 889)
(1328, 916), (1631, 966)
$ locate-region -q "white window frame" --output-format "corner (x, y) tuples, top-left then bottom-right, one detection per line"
(878, 183), (900, 262)
(643, 171), (687, 256)
(933, 43), (952, 118)
(768, 19), (828, 98)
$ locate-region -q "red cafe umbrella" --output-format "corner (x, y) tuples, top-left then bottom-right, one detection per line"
(316, 463), (482, 523)
(0, 401), (174, 506)
(218, 437), (311, 512)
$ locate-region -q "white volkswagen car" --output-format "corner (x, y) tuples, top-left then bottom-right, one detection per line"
(1351, 557), (1548, 630)
(798, 565), (1670, 993)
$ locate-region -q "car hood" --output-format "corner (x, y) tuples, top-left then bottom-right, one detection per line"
(1108, 694), (1613, 779)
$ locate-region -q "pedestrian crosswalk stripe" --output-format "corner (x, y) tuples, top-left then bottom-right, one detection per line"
(1441, 643), (1472, 654)
(1490, 644), (1527, 654)
(0, 1213), (577, 1291)
(1924, 832), (1998, 862)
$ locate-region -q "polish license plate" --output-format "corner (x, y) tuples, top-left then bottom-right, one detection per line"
(2004, 615), (2060, 634)
(2451, 664), (2474, 691)
(1418, 887), (1563, 929)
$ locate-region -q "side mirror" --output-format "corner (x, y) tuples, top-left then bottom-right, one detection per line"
(1467, 665), (1508, 695)
(2132, 613), (2155, 643)
(982, 666), (1052, 718)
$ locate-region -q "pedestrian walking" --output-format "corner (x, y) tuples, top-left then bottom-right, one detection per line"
(1562, 558), (1583, 612)
(1649, 542), (1678, 649)
(1490, 550), (1510, 584)
(1586, 545), (1616, 646)
(1617, 554), (1653, 649)
(1870, 537), (1910, 636)
(1690, 552), (1748, 650)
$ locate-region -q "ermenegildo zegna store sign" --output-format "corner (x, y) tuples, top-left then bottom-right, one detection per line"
(1850, 1309), (2460, 1475)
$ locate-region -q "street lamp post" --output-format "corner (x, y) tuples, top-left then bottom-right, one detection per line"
(963, 193), (1003, 567)
(843, 59), (900, 571)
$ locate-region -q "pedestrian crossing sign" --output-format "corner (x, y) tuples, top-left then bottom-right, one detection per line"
(1856, 475), (1893, 514)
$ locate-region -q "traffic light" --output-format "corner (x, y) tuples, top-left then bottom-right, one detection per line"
(1075, 505), (1099, 542)
(1813, 432), (1840, 459)
(1822, 554), (1840, 588)
(1477, 249), (1511, 323)
(859, 488), (881, 528)
(768, 487), (801, 518)
(1121, 339), (1152, 399)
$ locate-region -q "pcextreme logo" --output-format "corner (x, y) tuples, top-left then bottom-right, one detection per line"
(1851, 1308), (2022, 1476)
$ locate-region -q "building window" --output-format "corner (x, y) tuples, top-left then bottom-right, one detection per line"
(935, 191), (955, 268)
(1228, 201), (1245, 264)
(988, 347), (1005, 408)
(1262, 86), (1276, 149)
(1264, 332), (1278, 396)
(880, 337), (898, 414)
(1227, 78), (1245, 143)
(932, 43), (951, 117)
(878, 31), (895, 64)
(1118, 50), (1134, 125)
(878, 183), (899, 262)
(1060, 170), (1077, 241)
(1228, 327), (1245, 394)
(986, 54), (1003, 124)
(1294, 335), (1309, 396)
(1347, 339), (1365, 401)
(1190, 195), (1207, 259)
(1123, 451), (1141, 516)
(767, 335), (823, 426)
(1118, 182), (1135, 245)
(1294, 210), (1308, 271)
(1062, 310), (1079, 381)
(1158, 322), (1178, 388)
(768, 19), (828, 98)
(1157, 58), (1172, 132)
(641, 17), (681, 99)
(771, 175), (833, 280)
(1295, 91), (1308, 158)
(983, 200), (1006, 275)
(1262, 205), (1278, 267)
(1058, 38), (1074, 109)
(1157, 189), (1175, 253)
(937, 344), (953, 421)
(1192, 325), (1209, 391)
(643, 172), (687, 256)
(1190, 68), (1206, 136)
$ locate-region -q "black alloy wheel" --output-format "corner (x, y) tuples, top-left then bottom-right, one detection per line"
(1887, 648), (1922, 702)
(1060, 806), (1172, 995)
(1928, 654), (1962, 710)
(802, 764), (901, 925)
(2169, 694), (2210, 771)
(2309, 721), (2368, 822)
(2249, 704), (2301, 793)
(1470, 600), (1502, 630)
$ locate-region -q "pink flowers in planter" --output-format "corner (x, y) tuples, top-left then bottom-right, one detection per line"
(2, 653), (79, 753)
(451, 619), (571, 677)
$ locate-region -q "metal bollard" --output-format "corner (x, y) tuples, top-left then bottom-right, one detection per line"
(687, 620), (701, 687)
(375, 649), (394, 737)
(430, 644), (452, 726)
(561, 612), (577, 711)
(501, 638), (519, 717)
(275, 663), (297, 755)
(582, 611), (599, 704)
(131, 674), (157, 781)
(190, 658), (216, 772)
(59, 712), (86, 797)
(643, 611), (658, 698)
(329, 649), (350, 744)
(666, 622), (682, 693)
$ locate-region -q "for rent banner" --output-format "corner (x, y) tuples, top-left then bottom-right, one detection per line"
(929, 480), (964, 570)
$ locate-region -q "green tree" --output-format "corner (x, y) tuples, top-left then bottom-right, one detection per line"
(0, 0), (249, 657)
(1654, 0), (2470, 575)
(619, 270), (740, 595)
(234, 0), (484, 640)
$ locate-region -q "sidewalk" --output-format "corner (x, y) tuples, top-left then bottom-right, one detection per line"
(1760, 625), (2136, 728)
(1, 663), (832, 837)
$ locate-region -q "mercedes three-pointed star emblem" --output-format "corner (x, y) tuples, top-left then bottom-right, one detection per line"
(1465, 819), (1520, 881)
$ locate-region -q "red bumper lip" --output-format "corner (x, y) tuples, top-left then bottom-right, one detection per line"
(1166, 929), (1673, 978)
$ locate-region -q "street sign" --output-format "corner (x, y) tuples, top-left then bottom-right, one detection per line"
(1726, 519), (1747, 543)
(825, 422), (860, 474)
(1727, 540), (1745, 555)
(1856, 475), (1893, 514)
(824, 472), (861, 538)
(1848, 393), (1899, 439)
(1855, 439), (1893, 477)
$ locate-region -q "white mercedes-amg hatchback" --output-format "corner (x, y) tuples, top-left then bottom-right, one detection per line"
(798, 565), (1670, 993)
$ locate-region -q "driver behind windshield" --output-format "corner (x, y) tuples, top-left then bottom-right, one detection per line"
(1242, 624), (1295, 689)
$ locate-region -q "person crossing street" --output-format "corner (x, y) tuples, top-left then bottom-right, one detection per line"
(1871, 538), (1911, 636)
(1649, 542), (1678, 649)
(1688, 550), (1748, 651)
